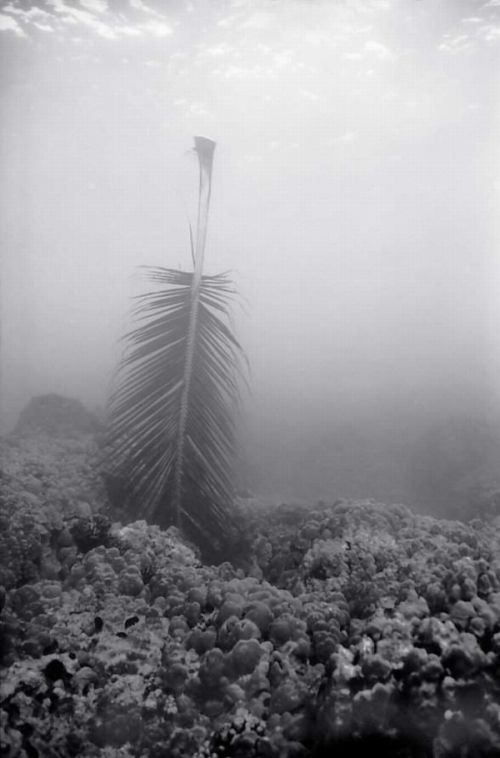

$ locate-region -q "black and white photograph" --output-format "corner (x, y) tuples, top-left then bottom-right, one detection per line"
(1, 0), (500, 755)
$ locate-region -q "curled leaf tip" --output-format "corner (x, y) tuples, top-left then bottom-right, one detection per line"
(194, 135), (216, 166)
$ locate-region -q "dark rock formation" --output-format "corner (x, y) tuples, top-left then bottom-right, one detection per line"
(13, 394), (101, 438)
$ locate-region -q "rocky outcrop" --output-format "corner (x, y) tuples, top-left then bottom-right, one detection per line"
(13, 394), (101, 438)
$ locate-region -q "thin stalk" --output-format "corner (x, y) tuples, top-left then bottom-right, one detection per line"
(172, 136), (216, 527)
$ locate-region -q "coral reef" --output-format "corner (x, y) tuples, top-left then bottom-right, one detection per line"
(3, 397), (500, 756)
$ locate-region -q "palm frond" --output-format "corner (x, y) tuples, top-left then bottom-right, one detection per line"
(105, 136), (247, 553)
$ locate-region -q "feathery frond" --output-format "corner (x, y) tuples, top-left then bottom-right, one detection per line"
(105, 137), (247, 551)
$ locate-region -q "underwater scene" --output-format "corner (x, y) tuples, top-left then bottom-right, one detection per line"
(1, 0), (500, 756)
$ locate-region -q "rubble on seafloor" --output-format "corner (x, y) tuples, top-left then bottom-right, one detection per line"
(2, 395), (500, 756)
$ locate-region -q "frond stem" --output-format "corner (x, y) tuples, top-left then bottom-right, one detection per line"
(172, 137), (216, 528)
